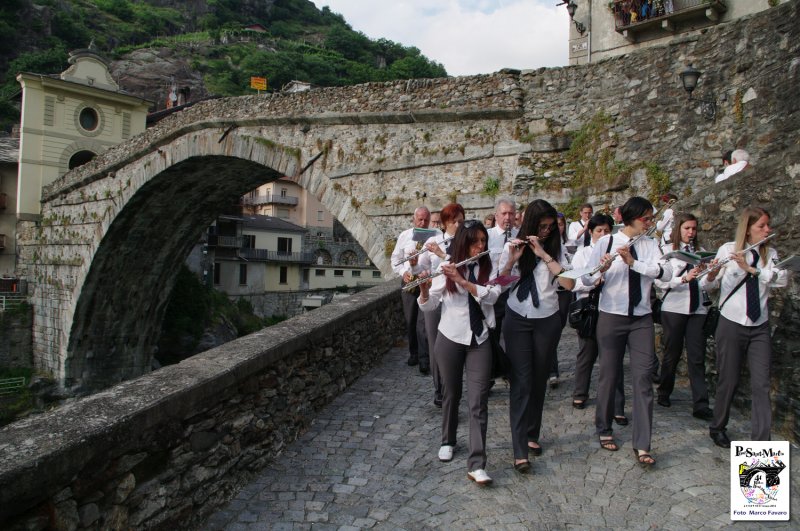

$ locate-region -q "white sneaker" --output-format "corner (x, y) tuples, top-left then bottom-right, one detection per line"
(438, 445), (454, 462)
(467, 469), (493, 485)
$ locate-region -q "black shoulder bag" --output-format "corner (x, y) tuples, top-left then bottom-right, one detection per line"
(568, 236), (613, 339)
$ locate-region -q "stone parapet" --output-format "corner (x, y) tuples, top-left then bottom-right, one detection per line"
(0, 281), (403, 530)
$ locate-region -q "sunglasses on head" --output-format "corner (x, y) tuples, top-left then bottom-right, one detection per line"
(462, 219), (482, 228)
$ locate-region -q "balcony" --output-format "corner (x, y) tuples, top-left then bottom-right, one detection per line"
(239, 248), (315, 264)
(241, 194), (299, 207)
(612, 0), (727, 42)
(207, 235), (242, 248)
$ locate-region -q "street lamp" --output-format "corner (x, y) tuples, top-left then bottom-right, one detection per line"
(680, 63), (716, 121)
(564, 0), (586, 35)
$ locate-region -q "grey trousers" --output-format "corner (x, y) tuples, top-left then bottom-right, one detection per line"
(401, 289), (428, 367)
(657, 311), (709, 412)
(436, 334), (492, 471)
(595, 312), (656, 452)
(573, 334), (626, 416)
(423, 306), (442, 398)
(710, 316), (772, 440)
(503, 308), (562, 460)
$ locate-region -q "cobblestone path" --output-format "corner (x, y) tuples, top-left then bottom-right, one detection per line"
(204, 332), (798, 530)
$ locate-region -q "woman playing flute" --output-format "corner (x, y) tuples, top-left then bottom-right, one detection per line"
(418, 220), (500, 485)
(702, 207), (788, 448)
(498, 199), (574, 473)
(585, 196), (671, 467)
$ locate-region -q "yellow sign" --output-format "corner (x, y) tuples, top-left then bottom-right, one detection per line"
(250, 76), (267, 91)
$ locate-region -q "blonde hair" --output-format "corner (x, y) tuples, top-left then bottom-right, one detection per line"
(734, 206), (770, 265)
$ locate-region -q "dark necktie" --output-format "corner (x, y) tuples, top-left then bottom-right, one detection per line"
(583, 222), (591, 247)
(467, 264), (485, 338)
(515, 258), (540, 307)
(628, 244), (641, 316)
(504, 229), (510, 244)
(745, 250), (761, 322)
(684, 246), (700, 313)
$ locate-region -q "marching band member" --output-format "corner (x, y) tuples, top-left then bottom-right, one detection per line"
(498, 199), (574, 473)
(654, 213), (712, 420)
(702, 207), (788, 447)
(418, 220), (500, 485)
(568, 203), (594, 248)
(419, 203), (465, 407)
(656, 193), (677, 249)
(571, 214), (626, 422)
(585, 196), (671, 467)
(390, 207), (434, 373)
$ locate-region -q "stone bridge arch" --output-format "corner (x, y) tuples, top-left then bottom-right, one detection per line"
(26, 84), (526, 392)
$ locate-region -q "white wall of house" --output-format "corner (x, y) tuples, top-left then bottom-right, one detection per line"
(569, 0), (779, 65)
(306, 265), (384, 290)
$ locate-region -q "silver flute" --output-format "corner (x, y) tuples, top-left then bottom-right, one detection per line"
(393, 234), (454, 267)
(695, 233), (776, 279)
(402, 250), (491, 292)
(585, 199), (676, 276)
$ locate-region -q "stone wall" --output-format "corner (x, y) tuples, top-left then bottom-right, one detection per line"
(0, 281), (403, 530)
(0, 304), (32, 368)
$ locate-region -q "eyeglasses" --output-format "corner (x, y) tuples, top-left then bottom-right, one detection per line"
(537, 223), (556, 232)
(637, 216), (655, 223)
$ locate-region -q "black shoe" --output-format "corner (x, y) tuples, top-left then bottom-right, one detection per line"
(614, 415), (629, 426)
(419, 365), (430, 375)
(657, 397), (671, 408)
(527, 443), (543, 456)
(407, 357), (419, 366)
(710, 431), (731, 448)
(693, 408), (713, 421)
(434, 396), (443, 408)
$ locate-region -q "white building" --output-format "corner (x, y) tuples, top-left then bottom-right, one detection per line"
(567, 0), (783, 65)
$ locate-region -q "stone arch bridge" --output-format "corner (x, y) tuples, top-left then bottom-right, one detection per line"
(18, 0), (800, 392)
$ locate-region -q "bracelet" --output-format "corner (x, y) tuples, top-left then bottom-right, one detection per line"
(543, 256), (554, 264)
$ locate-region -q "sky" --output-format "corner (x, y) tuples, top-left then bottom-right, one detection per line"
(308, 0), (570, 76)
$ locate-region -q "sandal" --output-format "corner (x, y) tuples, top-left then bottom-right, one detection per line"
(572, 400), (586, 410)
(614, 416), (629, 426)
(513, 459), (531, 473)
(599, 437), (619, 452)
(633, 449), (655, 467)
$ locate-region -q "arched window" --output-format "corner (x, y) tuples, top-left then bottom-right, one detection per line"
(339, 250), (358, 265)
(69, 150), (96, 169)
(315, 249), (332, 265)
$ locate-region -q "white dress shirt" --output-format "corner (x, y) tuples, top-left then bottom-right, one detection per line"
(714, 160), (748, 183)
(417, 261), (500, 346)
(656, 208), (674, 247)
(583, 233), (672, 317)
(488, 224), (518, 271)
(571, 244), (600, 301)
(391, 227), (441, 277)
(500, 245), (569, 319)
(418, 233), (454, 274)
(700, 242), (788, 326)
(654, 245), (709, 316)
(568, 220), (589, 246)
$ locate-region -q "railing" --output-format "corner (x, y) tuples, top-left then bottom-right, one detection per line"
(207, 235), (243, 248)
(612, 0), (726, 31)
(241, 194), (299, 206)
(239, 248), (315, 263)
(0, 293), (26, 312)
(0, 377), (26, 396)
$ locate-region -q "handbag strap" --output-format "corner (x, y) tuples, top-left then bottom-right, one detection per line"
(718, 274), (749, 311)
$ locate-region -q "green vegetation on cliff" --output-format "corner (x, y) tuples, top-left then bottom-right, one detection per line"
(0, 0), (447, 130)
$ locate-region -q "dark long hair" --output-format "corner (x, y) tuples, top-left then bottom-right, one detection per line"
(670, 212), (700, 251)
(620, 196), (654, 226)
(517, 199), (561, 276)
(445, 220), (491, 294)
